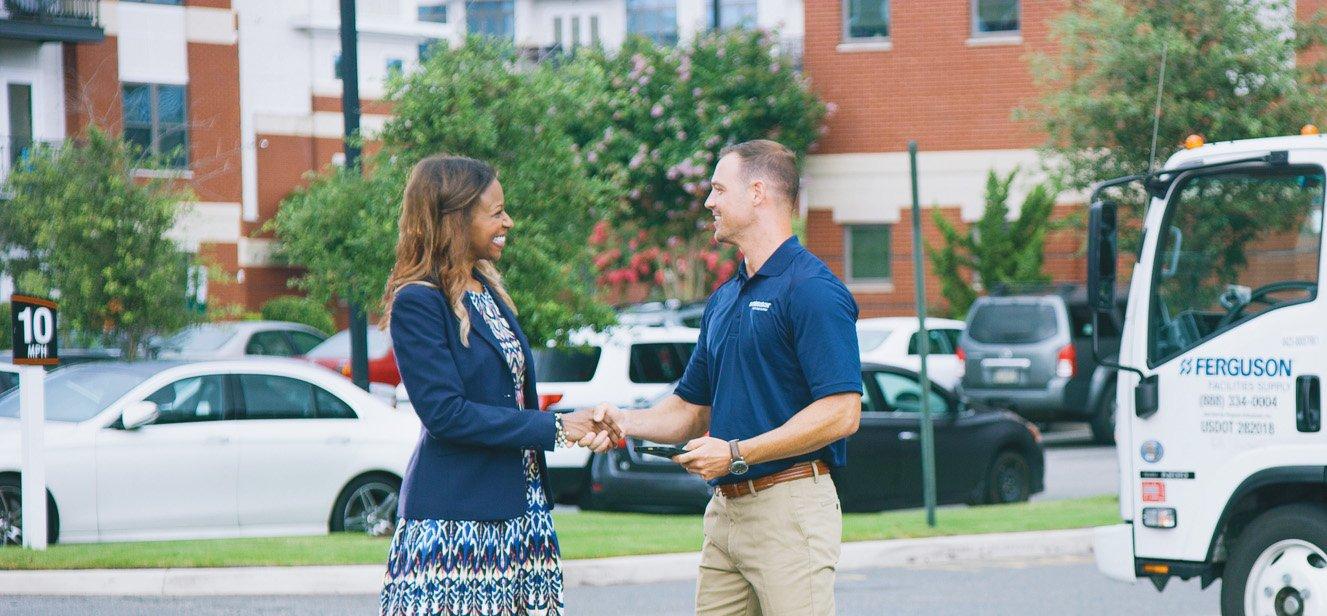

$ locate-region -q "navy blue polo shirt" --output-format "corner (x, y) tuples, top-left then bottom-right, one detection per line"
(674, 236), (862, 486)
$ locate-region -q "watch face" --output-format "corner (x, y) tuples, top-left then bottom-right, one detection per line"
(730, 460), (749, 475)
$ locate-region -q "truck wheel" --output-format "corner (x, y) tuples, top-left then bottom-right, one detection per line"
(1089, 385), (1117, 445)
(1220, 503), (1327, 616)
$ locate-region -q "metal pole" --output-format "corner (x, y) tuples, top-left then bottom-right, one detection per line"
(18, 365), (46, 549)
(339, 0), (370, 391)
(908, 140), (938, 527)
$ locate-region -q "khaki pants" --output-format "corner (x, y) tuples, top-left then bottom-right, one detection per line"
(695, 472), (842, 616)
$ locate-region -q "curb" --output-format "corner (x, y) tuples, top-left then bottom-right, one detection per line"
(0, 527), (1097, 596)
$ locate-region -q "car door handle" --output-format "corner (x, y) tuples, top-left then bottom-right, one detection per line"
(204, 436), (230, 445)
(898, 431), (919, 441)
(1297, 375), (1321, 433)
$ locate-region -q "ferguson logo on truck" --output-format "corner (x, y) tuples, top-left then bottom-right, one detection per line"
(1178, 356), (1292, 378)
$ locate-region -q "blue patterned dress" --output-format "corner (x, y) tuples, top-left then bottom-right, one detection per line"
(380, 288), (565, 616)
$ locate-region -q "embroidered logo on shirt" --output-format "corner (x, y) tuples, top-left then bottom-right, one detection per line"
(748, 300), (772, 312)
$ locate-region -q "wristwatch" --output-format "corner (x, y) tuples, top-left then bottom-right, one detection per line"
(728, 439), (749, 475)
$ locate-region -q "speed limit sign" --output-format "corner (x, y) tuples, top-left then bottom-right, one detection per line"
(11, 294), (58, 366)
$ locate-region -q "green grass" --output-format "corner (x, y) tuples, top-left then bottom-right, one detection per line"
(0, 496), (1118, 570)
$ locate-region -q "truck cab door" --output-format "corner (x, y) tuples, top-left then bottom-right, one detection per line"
(1125, 158), (1327, 563)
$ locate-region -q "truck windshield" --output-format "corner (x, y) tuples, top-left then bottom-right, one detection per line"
(1148, 167), (1324, 364)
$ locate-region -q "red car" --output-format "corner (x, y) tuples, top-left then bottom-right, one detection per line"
(302, 327), (400, 386)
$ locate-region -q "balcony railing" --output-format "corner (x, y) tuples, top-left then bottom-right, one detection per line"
(0, 0), (103, 43)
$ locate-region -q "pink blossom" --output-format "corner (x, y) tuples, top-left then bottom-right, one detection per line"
(650, 104), (664, 118)
(705, 135), (721, 148)
(769, 62), (781, 74)
(587, 151), (599, 164)
(721, 117), (733, 128)
(693, 87), (703, 97)
(629, 152), (646, 169)
(676, 131), (687, 140)
(667, 235), (681, 248)
(825, 102), (839, 116)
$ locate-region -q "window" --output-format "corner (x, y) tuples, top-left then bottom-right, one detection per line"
(315, 387), (357, 419)
(590, 15), (601, 46)
(245, 331), (296, 357)
(968, 303), (1058, 344)
(386, 58), (404, 74)
(122, 83), (188, 168)
(418, 2), (448, 23)
(145, 376), (228, 425)
(289, 331), (326, 355)
(466, 0), (515, 40)
(305, 328), (391, 360)
(534, 347), (602, 382)
(972, 0), (1019, 35)
(626, 0), (678, 45)
(1148, 168), (1324, 365)
(872, 371), (948, 414)
(709, 0), (758, 30)
(419, 38), (444, 61)
(843, 0), (889, 40)
(857, 328), (893, 353)
(845, 224), (891, 283)
(239, 374), (316, 420)
(571, 16), (581, 47)
(553, 16), (564, 48)
(7, 83), (32, 169)
(629, 343), (696, 384)
(907, 330), (955, 355)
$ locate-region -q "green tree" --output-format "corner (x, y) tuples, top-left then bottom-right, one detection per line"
(260, 295), (335, 335)
(1028, 0), (1327, 198)
(927, 170), (1057, 317)
(272, 39), (614, 345)
(0, 128), (199, 358)
(574, 30), (826, 300)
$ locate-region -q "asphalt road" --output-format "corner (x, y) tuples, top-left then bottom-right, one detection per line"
(1034, 423), (1119, 502)
(0, 555), (1218, 615)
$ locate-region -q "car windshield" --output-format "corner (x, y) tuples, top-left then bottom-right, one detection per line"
(968, 303), (1058, 344)
(305, 329), (392, 359)
(534, 347), (602, 383)
(160, 324), (236, 352)
(0, 365), (154, 422)
(856, 328), (893, 352)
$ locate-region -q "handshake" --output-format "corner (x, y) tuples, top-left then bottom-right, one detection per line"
(559, 403), (627, 453)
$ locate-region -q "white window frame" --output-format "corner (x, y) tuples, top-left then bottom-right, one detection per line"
(844, 224), (892, 285)
(970, 0), (1021, 37)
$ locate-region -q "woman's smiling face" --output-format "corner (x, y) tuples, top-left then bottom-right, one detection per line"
(467, 179), (513, 263)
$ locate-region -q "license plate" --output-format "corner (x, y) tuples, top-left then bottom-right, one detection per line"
(992, 368), (1020, 384)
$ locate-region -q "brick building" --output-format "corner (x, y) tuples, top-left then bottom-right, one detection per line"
(799, 0), (1327, 318)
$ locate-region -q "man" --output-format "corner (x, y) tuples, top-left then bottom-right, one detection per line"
(617, 139), (862, 615)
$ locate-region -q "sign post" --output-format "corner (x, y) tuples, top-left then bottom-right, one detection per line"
(10, 294), (57, 550)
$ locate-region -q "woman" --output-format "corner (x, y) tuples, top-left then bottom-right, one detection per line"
(379, 155), (618, 615)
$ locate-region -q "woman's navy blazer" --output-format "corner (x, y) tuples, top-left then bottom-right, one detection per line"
(389, 280), (556, 521)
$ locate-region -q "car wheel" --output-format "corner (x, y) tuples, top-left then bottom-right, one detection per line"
(1089, 384), (1117, 445)
(1220, 503), (1327, 616)
(986, 451), (1031, 504)
(0, 475), (58, 545)
(330, 474), (401, 537)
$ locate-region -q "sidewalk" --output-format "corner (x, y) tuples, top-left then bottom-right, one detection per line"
(0, 528), (1095, 596)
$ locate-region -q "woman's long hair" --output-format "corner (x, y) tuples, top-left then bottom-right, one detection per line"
(380, 155), (517, 346)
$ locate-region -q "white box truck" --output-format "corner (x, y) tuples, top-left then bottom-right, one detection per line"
(1087, 130), (1327, 615)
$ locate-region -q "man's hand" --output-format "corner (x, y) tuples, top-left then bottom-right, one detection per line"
(560, 405), (625, 453)
(674, 436), (732, 481)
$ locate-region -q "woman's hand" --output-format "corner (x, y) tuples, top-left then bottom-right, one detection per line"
(561, 405), (624, 453)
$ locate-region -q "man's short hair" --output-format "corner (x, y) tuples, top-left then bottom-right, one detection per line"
(719, 139), (799, 210)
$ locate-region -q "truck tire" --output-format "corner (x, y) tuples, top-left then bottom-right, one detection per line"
(1089, 384), (1116, 445)
(1220, 503), (1327, 616)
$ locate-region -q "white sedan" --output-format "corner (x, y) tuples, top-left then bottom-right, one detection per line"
(0, 359), (419, 545)
(856, 317), (967, 390)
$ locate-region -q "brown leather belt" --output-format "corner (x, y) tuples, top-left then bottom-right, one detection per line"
(716, 460), (831, 498)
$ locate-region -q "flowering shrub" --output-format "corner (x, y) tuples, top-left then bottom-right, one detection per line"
(571, 30), (826, 300)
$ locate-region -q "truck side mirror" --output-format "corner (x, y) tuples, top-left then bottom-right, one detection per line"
(1087, 200), (1118, 314)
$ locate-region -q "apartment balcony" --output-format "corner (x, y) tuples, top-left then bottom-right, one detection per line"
(0, 0), (103, 43)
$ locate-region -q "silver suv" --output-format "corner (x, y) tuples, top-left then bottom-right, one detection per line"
(958, 290), (1121, 444)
